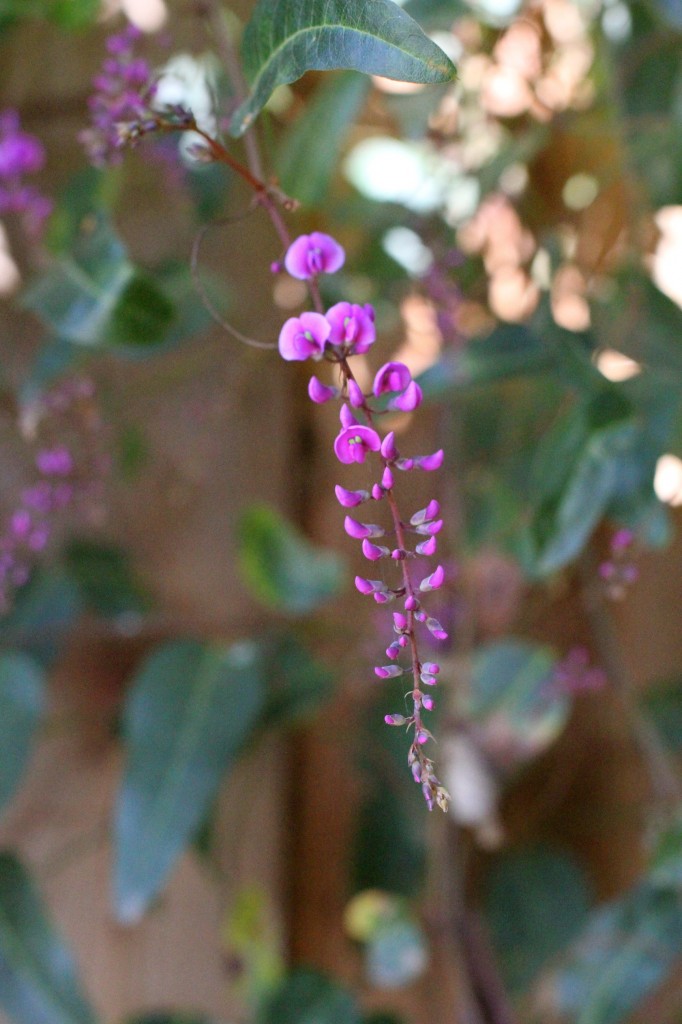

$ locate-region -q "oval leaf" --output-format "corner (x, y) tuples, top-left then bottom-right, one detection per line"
(230, 0), (456, 136)
(0, 853), (97, 1024)
(0, 652), (45, 814)
(239, 504), (345, 616)
(114, 640), (266, 923)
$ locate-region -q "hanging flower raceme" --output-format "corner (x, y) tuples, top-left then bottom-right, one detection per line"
(276, 232), (451, 812)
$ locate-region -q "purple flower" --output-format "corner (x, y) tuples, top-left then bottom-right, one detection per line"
(0, 110), (51, 235)
(373, 361), (412, 396)
(335, 485), (369, 507)
(36, 445), (73, 477)
(308, 376), (338, 403)
(334, 425), (381, 464)
(284, 233), (345, 279)
(390, 380), (423, 412)
(278, 312), (330, 361)
(326, 302), (376, 354)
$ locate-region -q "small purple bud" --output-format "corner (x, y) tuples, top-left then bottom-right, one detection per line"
(308, 376), (338, 403)
(393, 612), (408, 631)
(381, 466), (394, 490)
(422, 783), (434, 810)
(36, 445), (73, 476)
(391, 548), (406, 560)
(375, 665), (404, 679)
(426, 617), (448, 641)
(386, 641), (401, 659)
(420, 564), (445, 592)
(395, 458), (414, 471)
(348, 379), (365, 408)
(398, 635), (409, 648)
(28, 525), (49, 551)
(355, 575), (376, 595)
(10, 511), (31, 539)
(416, 729), (430, 745)
(414, 449), (444, 471)
(422, 695), (435, 711)
(385, 714), (407, 726)
(371, 483), (384, 501)
(340, 403), (359, 428)
(335, 485), (369, 507)
(420, 673), (437, 686)
(422, 662), (440, 674)
(410, 500), (441, 526)
(381, 431), (399, 461)
(415, 519), (443, 536)
(362, 539), (389, 560)
(416, 536), (437, 556)
(270, 260), (283, 274)
(415, 610), (427, 622)
(374, 591), (394, 604)
(344, 516), (384, 540)
(412, 761), (423, 784)
(612, 528), (634, 552)
(405, 595), (419, 611)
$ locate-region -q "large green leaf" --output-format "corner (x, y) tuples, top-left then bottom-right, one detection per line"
(276, 72), (370, 205)
(0, 652), (45, 814)
(23, 217), (174, 351)
(230, 0), (456, 136)
(114, 639), (266, 923)
(0, 569), (83, 667)
(484, 844), (592, 994)
(0, 853), (97, 1024)
(258, 968), (362, 1024)
(529, 883), (682, 1024)
(0, 0), (98, 26)
(238, 504), (346, 616)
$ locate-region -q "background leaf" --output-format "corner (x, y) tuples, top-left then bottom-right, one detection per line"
(0, 853), (97, 1024)
(231, 0), (456, 135)
(483, 844), (592, 994)
(238, 504), (346, 615)
(258, 968), (362, 1024)
(114, 639), (266, 923)
(0, 652), (45, 814)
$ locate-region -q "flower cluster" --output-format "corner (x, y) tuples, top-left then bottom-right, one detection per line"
(0, 377), (108, 613)
(80, 26), (192, 167)
(0, 110), (52, 236)
(277, 232), (451, 812)
(599, 528), (638, 601)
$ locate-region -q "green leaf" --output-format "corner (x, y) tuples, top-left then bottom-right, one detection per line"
(258, 968), (362, 1024)
(643, 679), (682, 752)
(0, 569), (83, 667)
(0, 652), (45, 814)
(23, 217), (175, 352)
(239, 504), (346, 616)
(125, 1016), (218, 1024)
(276, 72), (370, 205)
(65, 541), (149, 619)
(484, 844), (591, 994)
(530, 883), (682, 1024)
(463, 639), (568, 767)
(260, 634), (334, 728)
(114, 639), (266, 923)
(0, 853), (97, 1024)
(231, 0), (456, 136)
(0, 0), (98, 27)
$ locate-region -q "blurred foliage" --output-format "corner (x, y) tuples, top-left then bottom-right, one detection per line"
(0, 0), (680, 1022)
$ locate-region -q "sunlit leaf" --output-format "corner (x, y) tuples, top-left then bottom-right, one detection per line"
(484, 844), (591, 994)
(114, 639), (266, 923)
(231, 0), (456, 136)
(258, 968), (361, 1024)
(0, 652), (45, 814)
(239, 504), (346, 615)
(276, 72), (370, 205)
(0, 853), (97, 1024)
(462, 639), (568, 768)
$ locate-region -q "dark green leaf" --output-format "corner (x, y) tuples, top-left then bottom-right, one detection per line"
(23, 217), (176, 352)
(0, 652), (45, 814)
(0, 569), (83, 666)
(643, 680), (682, 752)
(0, 0), (98, 27)
(65, 541), (149, 619)
(114, 639), (266, 923)
(0, 852), (97, 1024)
(260, 635), (334, 728)
(530, 883), (682, 1024)
(276, 72), (369, 205)
(239, 504), (346, 616)
(259, 968), (361, 1024)
(231, 0), (456, 136)
(484, 844), (591, 994)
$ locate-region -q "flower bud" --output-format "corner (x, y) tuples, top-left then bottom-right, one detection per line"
(335, 485), (369, 507)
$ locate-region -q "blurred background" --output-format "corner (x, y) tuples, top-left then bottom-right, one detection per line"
(0, 0), (681, 1022)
